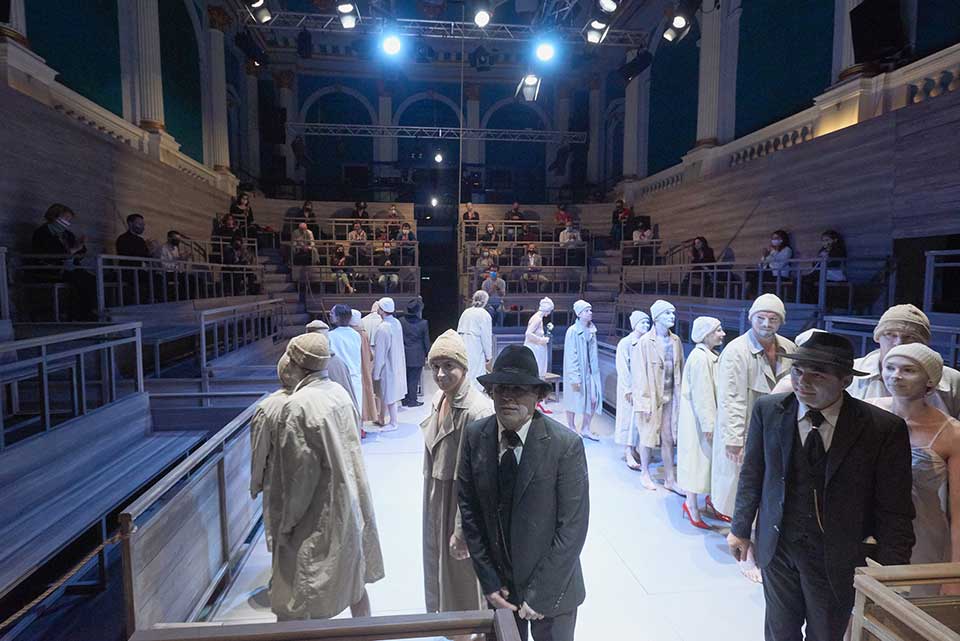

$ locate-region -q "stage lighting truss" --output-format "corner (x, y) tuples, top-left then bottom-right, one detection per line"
(241, 11), (648, 48)
(287, 122), (588, 144)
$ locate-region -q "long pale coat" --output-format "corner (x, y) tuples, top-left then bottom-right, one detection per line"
(711, 330), (796, 516)
(420, 377), (493, 612)
(614, 332), (641, 446)
(372, 315), (408, 405)
(353, 326), (379, 422)
(563, 321), (602, 415)
(456, 306), (493, 392)
(631, 328), (684, 448)
(850, 348), (960, 418)
(329, 327), (363, 411)
(250, 389), (289, 552)
(677, 344), (719, 494)
(271, 373), (384, 620)
(361, 311), (382, 347)
(523, 311), (551, 377)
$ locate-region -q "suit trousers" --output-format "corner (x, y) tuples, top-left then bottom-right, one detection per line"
(761, 537), (852, 641)
(404, 365), (423, 404)
(513, 608), (577, 641)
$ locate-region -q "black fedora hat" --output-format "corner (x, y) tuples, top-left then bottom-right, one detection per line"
(477, 345), (548, 388)
(781, 332), (869, 376)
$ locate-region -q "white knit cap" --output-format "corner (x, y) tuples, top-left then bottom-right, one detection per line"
(749, 293), (786, 321)
(883, 343), (943, 388)
(378, 297), (395, 313)
(427, 329), (470, 370)
(794, 328), (825, 347)
(629, 310), (650, 331)
(286, 333), (331, 371)
(349, 309), (362, 327)
(691, 316), (722, 344)
(539, 297), (555, 313)
(305, 319), (329, 333)
(573, 299), (591, 316)
(277, 353), (301, 390)
(650, 299), (675, 322)
(874, 304), (931, 343)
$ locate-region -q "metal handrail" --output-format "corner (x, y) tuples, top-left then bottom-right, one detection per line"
(923, 249), (960, 311)
(459, 218), (570, 246)
(189, 236), (258, 263)
(284, 216), (417, 240)
(299, 264), (421, 297)
(824, 314), (960, 367)
(463, 241), (589, 271)
(282, 239), (420, 267)
(0, 322), (145, 450)
(468, 265), (586, 296)
(199, 299), (285, 388)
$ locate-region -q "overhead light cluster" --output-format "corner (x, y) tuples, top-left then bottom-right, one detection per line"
(663, 0), (699, 43)
(337, 2), (360, 29)
(585, 0), (618, 45)
(473, 2), (492, 28)
(245, 0), (272, 24)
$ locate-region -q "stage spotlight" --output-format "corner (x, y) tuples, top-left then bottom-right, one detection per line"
(340, 13), (357, 28)
(663, 0), (697, 43)
(598, 0), (618, 14)
(382, 35), (402, 56)
(469, 45), (492, 71)
(430, 197), (439, 207)
(535, 41), (555, 62)
(434, 152), (443, 163)
(337, 3), (354, 12)
(249, 0), (264, 7)
(585, 14), (609, 44)
(474, 8), (491, 28)
(672, 14), (687, 29)
(617, 49), (653, 83)
(516, 73), (541, 101)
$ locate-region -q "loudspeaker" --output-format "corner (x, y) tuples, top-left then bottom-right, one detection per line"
(849, 0), (908, 64)
(617, 50), (653, 84)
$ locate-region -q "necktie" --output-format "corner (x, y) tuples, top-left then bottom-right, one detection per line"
(805, 410), (826, 469)
(498, 430), (522, 568)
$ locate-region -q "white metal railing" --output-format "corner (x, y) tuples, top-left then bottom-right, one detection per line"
(467, 266), (586, 297)
(824, 314), (960, 368)
(187, 236), (258, 264)
(199, 299), (284, 386)
(0, 247), (9, 321)
(0, 322), (145, 449)
(463, 241), (588, 272)
(283, 239), (419, 268)
(283, 216), (417, 241)
(619, 239), (664, 266)
(300, 264), (421, 297)
(923, 249), (960, 312)
(459, 218), (565, 246)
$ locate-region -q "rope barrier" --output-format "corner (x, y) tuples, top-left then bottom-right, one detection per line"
(0, 530), (125, 633)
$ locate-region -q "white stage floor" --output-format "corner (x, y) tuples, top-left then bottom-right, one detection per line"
(211, 382), (766, 640)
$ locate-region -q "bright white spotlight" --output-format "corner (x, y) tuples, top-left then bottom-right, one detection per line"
(524, 74), (539, 85)
(591, 19), (607, 29)
(337, 3), (354, 12)
(535, 42), (555, 62)
(517, 73), (541, 101)
(382, 35), (402, 55)
(430, 197), (439, 207)
(251, 0), (265, 7)
(253, 7), (272, 23)
(672, 15), (688, 29)
(586, 29), (602, 43)
(434, 152), (443, 163)
(598, 0), (618, 13)
(662, 27), (677, 42)
(474, 9), (491, 27)
(340, 13), (357, 29)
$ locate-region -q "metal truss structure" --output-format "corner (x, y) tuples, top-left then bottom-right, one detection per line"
(243, 11), (648, 48)
(288, 122), (588, 144)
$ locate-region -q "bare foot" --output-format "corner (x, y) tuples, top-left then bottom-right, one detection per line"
(663, 480), (685, 497)
(639, 471), (659, 491)
(380, 422), (398, 433)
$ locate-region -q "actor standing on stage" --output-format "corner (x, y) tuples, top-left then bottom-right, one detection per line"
(458, 346), (589, 641)
(729, 332), (914, 641)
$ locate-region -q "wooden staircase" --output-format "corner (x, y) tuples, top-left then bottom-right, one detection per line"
(258, 248), (308, 337)
(586, 247), (622, 339)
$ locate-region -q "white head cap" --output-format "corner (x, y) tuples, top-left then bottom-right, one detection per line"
(650, 299), (675, 322)
(573, 299), (591, 317)
(749, 293), (786, 321)
(629, 310), (650, 331)
(883, 343), (944, 388)
(539, 297), (555, 313)
(305, 319), (329, 333)
(349, 309), (362, 327)
(378, 297), (395, 313)
(691, 316), (722, 344)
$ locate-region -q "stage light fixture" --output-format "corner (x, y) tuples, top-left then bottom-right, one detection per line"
(383, 35), (402, 56)
(516, 73), (541, 101)
(434, 152), (443, 163)
(672, 14), (687, 29)
(598, 0), (618, 14)
(250, 0), (264, 7)
(340, 13), (357, 28)
(430, 197), (439, 207)
(337, 3), (354, 12)
(474, 8), (491, 28)
(252, 7), (272, 23)
(535, 41), (555, 62)
(663, 0), (697, 43)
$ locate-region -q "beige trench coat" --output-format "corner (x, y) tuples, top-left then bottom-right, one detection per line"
(420, 377), (494, 613)
(676, 344), (719, 495)
(250, 389), (289, 552)
(271, 373), (384, 620)
(353, 326), (379, 422)
(614, 332), (641, 447)
(631, 328), (684, 449)
(711, 330), (796, 516)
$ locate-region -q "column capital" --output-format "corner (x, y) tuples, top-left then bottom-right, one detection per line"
(0, 26), (28, 48)
(273, 70), (295, 90)
(464, 83), (481, 100)
(244, 59), (260, 76)
(207, 6), (232, 32)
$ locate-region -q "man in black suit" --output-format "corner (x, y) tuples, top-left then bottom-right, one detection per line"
(458, 345), (589, 641)
(398, 297), (430, 407)
(729, 333), (915, 641)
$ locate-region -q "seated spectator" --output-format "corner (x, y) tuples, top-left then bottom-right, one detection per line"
(352, 201), (369, 220)
(505, 201), (523, 220)
(300, 200), (319, 236)
(224, 236), (259, 295)
(481, 268), (507, 326)
(633, 222), (655, 265)
(160, 230), (192, 299)
(348, 222), (370, 264)
(682, 236), (717, 295)
(291, 222), (318, 265)
(610, 199), (633, 244)
(331, 244), (355, 294)
(216, 212), (240, 239)
(30, 203), (98, 321)
(554, 203), (572, 229)
(394, 222), (417, 265)
(116, 213), (152, 258)
(386, 204), (401, 219)
(476, 248), (495, 272)
(376, 242), (400, 292)
(374, 225), (390, 241)
(558, 221), (584, 266)
(749, 229), (794, 297)
(504, 201), (524, 241)
(521, 244), (549, 292)
(230, 192), (257, 237)
(348, 222), (368, 242)
(802, 229), (848, 302)
(520, 224), (539, 242)
(480, 223), (499, 243)
(559, 221), (582, 245)
(116, 213), (158, 304)
(462, 202), (480, 241)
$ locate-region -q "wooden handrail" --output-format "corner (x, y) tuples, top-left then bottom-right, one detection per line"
(853, 572), (959, 641)
(199, 298), (285, 319)
(0, 321), (143, 353)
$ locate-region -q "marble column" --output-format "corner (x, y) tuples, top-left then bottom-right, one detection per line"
(623, 50), (651, 178)
(462, 83), (481, 166)
(273, 70), (297, 181)
(586, 78), (603, 184)
(207, 6), (231, 171)
(0, 0), (28, 45)
(546, 82), (571, 193)
(832, 0), (864, 82)
(695, 0), (741, 148)
(376, 81), (396, 163)
(134, 0), (165, 132)
(244, 60), (261, 179)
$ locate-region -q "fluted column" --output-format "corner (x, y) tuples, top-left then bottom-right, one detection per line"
(273, 70), (297, 181)
(376, 81), (395, 163)
(135, 0), (165, 132)
(0, 0), (27, 46)
(462, 83), (481, 166)
(244, 60), (261, 178)
(832, 0), (865, 82)
(623, 50), (651, 178)
(586, 78), (603, 184)
(207, 6), (231, 171)
(546, 82), (571, 191)
(695, 0), (741, 148)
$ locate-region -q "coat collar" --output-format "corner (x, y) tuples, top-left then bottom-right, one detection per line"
(774, 392), (863, 486)
(292, 370), (329, 393)
(513, 413), (550, 509)
(694, 343), (719, 362)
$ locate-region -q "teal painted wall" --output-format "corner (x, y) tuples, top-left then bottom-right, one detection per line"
(915, 0), (960, 58)
(735, 0), (833, 139)
(26, 0), (122, 116)
(159, 0), (204, 162)
(647, 22), (700, 176)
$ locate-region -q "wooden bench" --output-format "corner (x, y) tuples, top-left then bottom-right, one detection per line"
(0, 392), (204, 602)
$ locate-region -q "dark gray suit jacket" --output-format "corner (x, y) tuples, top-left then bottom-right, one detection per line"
(399, 316), (430, 366)
(457, 412), (589, 616)
(732, 392), (915, 603)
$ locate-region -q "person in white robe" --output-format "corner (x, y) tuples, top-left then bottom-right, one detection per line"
(457, 290), (493, 393)
(564, 299), (602, 441)
(676, 316), (725, 528)
(305, 319), (360, 419)
(250, 354), (299, 552)
(372, 297), (407, 431)
(361, 300), (383, 348)
(328, 304), (364, 410)
(271, 333), (384, 620)
(524, 296), (555, 413)
(614, 310), (650, 470)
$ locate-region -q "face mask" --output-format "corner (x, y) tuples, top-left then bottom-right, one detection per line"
(171, 239), (180, 246)
(56, 217), (72, 227)
(490, 272), (497, 279)
(771, 239), (782, 246)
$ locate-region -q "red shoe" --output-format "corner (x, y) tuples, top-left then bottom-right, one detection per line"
(682, 503), (712, 530)
(537, 402), (553, 415)
(705, 496), (732, 523)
